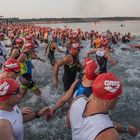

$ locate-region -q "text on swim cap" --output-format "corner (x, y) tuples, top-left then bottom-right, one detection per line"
(104, 80), (120, 87)
(104, 80), (120, 93)
(86, 60), (93, 65)
(5, 63), (18, 69)
(0, 82), (9, 96)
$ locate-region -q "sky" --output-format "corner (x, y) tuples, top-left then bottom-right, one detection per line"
(0, 0), (140, 19)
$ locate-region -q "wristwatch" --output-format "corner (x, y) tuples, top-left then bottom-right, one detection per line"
(35, 111), (40, 118)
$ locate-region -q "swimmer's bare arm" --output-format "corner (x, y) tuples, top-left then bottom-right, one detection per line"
(17, 53), (27, 63)
(53, 55), (73, 88)
(105, 49), (117, 66)
(0, 120), (14, 140)
(95, 128), (120, 140)
(22, 107), (51, 123)
(86, 48), (97, 58)
(52, 80), (78, 113)
(9, 49), (19, 59)
(66, 110), (71, 129)
(5, 44), (13, 48)
(22, 107), (37, 123)
(113, 122), (138, 137)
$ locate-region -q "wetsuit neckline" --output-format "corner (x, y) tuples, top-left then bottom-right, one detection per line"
(82, 101), (108, 118)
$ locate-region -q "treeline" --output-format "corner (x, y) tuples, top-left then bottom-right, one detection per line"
(18, 17), (140, 23)
(1, 17), (140, 24)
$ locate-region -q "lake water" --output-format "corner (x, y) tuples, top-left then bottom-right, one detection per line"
(23, 21), (140, 140)
(37, 20), (140, 35)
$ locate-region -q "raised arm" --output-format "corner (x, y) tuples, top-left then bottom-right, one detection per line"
(86, 48), (97, 58)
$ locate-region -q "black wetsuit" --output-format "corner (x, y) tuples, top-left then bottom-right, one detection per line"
(96, 50), (107, 74)
(122, 36), (126, 43)
(111, 36), (116, 44)
(0, 42), (7, 67)
(63, 53), (78, 91)
(9, 47), (21, 59)
(47, 40), (55, 66)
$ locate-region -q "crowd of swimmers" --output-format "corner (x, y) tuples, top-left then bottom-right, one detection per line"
(0, 23), (139, 140)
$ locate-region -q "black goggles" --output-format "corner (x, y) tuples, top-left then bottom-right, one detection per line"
(12, 87), (22, 95)
(0, 87), (21, 97)
(4, 65), (20, 74)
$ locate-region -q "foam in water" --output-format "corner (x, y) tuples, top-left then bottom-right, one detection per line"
(23, 32), (140, 140)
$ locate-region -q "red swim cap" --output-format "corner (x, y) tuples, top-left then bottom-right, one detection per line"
(101, 38), (108, 46)
(0, 78), (19, 102)
(23, 43), (34, 51)
(0, 32), (4, 37)
(73, 32), (78, 38)
(85, 59), (99, 80)
(92, 72), (122, 100)
(25, 35), (32, 41)
(83, 58), (92, 67)
(71, 43), (83, 51)
(3, 58), (21, 72)
(15, 38), (24, 45)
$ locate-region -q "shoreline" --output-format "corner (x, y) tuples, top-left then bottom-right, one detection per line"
(1, 17), (140, 24)
(29, 20), (140, 25)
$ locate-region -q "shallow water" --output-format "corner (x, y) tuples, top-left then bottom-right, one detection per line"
(23, 22), (140, 140)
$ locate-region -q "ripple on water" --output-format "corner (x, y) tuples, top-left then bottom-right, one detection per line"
(23, 39), (140, 140)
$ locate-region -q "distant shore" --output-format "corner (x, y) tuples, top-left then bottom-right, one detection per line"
(1, 17), (140, 24)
